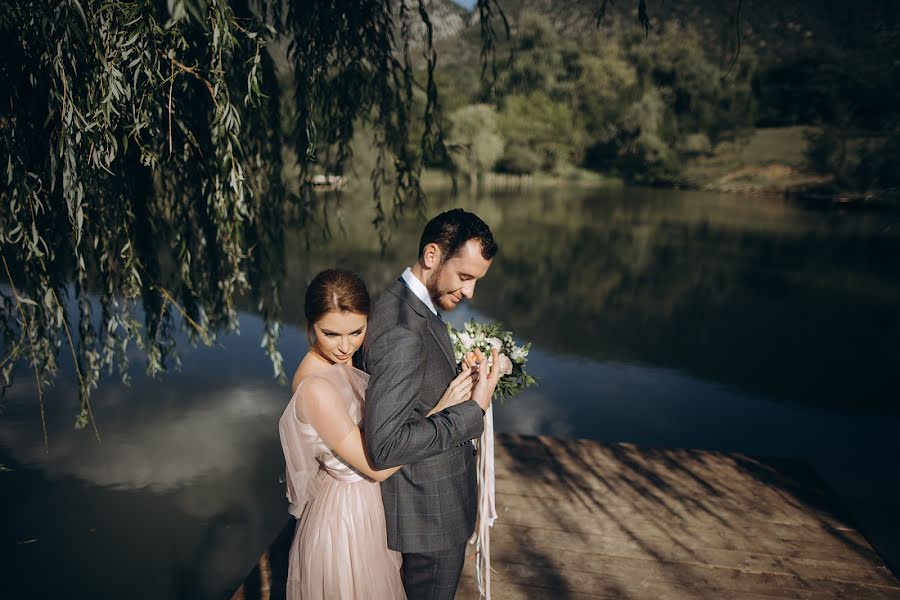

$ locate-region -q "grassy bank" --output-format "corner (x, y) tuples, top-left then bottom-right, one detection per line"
(420, 166), (623, 192)
(681, 126), (832, 194)
(421, 127), (830, 196)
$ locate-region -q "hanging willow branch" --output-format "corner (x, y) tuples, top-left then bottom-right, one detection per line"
(0, 0), (631, 428)
(477, 0), (512, 99)
(1, 0), (498, 427)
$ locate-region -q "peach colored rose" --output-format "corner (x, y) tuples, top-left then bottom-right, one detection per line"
(498, 353), (513, 376)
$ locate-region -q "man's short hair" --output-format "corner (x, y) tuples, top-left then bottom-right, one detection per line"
(418, 208), (498, 261)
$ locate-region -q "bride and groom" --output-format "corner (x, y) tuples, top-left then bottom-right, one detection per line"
(279, 208), (502, 599)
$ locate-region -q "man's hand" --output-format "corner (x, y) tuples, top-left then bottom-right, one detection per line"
(471, 347), (501, 411)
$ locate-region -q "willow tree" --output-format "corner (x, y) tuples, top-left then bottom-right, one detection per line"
(0, 0), (652, 440)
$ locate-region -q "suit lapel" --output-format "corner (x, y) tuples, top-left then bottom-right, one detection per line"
(388, 279), (457, 372)
(427, 319), (457, 372)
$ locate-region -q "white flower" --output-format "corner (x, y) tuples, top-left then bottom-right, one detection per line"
(457, 331), (473, 349)
(447, 319), (536, 403)
(498, 353), (513, 376)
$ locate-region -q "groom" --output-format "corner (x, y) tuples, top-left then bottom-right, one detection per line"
(360, 208), (500, 599)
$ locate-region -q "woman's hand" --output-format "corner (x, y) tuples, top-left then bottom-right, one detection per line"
(463, 348), (484, 372)
(427, 366), (476, 415)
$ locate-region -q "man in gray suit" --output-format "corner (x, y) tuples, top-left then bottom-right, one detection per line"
(360, 208), (501, 599)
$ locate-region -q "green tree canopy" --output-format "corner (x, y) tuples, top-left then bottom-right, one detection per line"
(499, 92), (584, 172)
(447, 104), (505, 183)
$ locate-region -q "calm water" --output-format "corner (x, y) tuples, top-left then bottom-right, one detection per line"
(2, 186), (899, 598)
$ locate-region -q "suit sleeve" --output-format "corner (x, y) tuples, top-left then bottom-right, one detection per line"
(364, 325), (485, 469)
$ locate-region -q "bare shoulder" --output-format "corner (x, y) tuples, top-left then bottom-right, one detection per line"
(291, 354), (334, 394)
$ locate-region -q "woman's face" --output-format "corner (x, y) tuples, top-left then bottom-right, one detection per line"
(312, 311), (368, 364)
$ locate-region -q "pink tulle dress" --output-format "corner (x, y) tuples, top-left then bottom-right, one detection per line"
(278, 363), (405, 599)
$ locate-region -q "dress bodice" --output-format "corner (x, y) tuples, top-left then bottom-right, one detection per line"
(295, 390), (364, 482)
(279, 362), (372, 517)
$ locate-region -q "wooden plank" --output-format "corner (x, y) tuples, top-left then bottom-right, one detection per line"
(482, 525), (900, 592)
(228, 434), (900, 600)
(491, 474), (864, 536)
(493, 436), (852, 529)
(461, 557), (900, 600)
(458, 574), (603, 600)
(490, 490), (886, 568)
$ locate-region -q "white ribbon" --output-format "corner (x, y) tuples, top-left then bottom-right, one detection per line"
(470, 404), (497, 598)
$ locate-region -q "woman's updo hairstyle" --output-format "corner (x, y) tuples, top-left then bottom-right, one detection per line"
(304, 269), (371, 341)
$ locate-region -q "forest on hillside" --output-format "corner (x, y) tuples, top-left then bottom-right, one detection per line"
(407, 1), (900, 194)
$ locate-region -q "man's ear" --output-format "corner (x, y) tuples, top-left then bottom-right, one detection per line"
(422, 242), (442, 269)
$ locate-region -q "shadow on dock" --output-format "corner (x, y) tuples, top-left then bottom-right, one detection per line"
(232, 434), (900, 599)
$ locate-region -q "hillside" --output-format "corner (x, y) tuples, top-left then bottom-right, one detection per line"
(430, 0), (900, 67)
(410, 0), (900, 194)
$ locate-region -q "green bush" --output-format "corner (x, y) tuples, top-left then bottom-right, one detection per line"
(806, 126), (900, 190)
(873, 130), (900, 189)
(446, 104), (505, 181)
(575, 49), (639, 135)
(499, 92), (584, 170)
(625, 24), (757, 140)
(516, 10), (560, 51)
(495, 145), (543, 175)
(806, 128), (846, 175)
(677, 133), (713, 157)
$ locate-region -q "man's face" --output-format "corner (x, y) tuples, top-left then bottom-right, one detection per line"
(427, 239), (493, 311)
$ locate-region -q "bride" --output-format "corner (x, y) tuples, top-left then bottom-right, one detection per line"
(279, 268), (484, 599)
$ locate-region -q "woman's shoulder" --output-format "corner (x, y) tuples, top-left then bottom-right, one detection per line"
(297, 362), (368, 394)
(330, 362), (370, 388)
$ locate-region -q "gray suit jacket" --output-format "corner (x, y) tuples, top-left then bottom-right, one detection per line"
(360, 278), (485, 553)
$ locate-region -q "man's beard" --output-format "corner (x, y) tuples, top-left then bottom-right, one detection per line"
(426, 262), (452, 310)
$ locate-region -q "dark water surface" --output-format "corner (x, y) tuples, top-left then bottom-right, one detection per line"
(2, 187), (899, 598)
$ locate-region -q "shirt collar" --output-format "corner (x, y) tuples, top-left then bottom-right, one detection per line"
(401, 267), (439, 317)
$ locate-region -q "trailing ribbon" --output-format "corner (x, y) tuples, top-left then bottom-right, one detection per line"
(470, 404), (497, 598)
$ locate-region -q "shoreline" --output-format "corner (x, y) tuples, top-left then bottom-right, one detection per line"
(419, 167), (899, 210)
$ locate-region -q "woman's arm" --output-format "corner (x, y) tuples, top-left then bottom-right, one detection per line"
(330, 428), (401, 482)
(329, 366), (476, 481)
(297, 377), (402, 482)
(299, 365), (476, 482)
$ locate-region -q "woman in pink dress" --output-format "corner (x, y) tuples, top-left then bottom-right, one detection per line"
(279, 269), (477, 599)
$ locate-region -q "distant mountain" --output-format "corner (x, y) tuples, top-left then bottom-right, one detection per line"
(411, 0), (470, 41)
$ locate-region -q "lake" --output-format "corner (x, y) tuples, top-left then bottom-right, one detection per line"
(2, 185), (899, 598)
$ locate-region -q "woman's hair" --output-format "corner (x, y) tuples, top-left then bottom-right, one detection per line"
(304, 269), (371, 336)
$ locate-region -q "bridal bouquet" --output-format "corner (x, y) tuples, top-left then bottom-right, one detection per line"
(447, 320), (536, 402)
(447, 320), (536, 599)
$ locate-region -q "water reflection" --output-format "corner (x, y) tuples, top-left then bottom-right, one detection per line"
(2, 186), (899, 598)
(0, 315), (307, 599)
(277, 187), (900, 412)
(1, 383), (280, 492)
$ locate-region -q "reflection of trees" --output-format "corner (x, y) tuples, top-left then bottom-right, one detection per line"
(262, 187), (900, 412)
(0, 375), (288, 600)
(474, 206), (900, 412)
(241, 186), (900, 411)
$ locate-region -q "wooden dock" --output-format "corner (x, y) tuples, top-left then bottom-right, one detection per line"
(231, 434), (900, 599)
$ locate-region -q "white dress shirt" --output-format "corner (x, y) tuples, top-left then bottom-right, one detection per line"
(401, 267), (438, 317)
